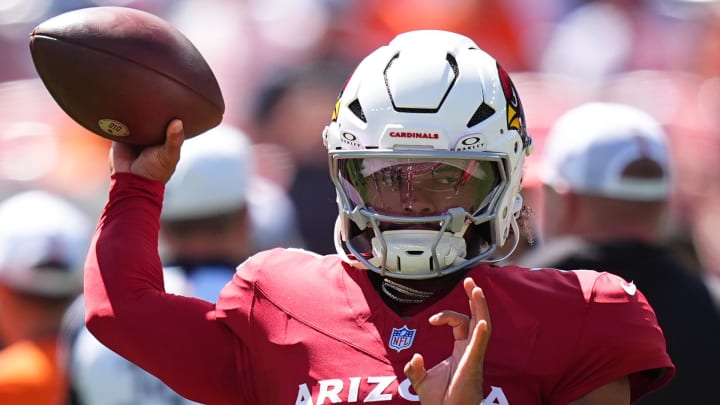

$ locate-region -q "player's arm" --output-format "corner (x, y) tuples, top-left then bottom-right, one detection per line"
(85, 120), (245, 403)
(552, 271), (674, 404)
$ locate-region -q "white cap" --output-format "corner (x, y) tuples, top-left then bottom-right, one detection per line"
(162, 124), (253, 221)
(0, 190), (91, 297)
(540, 102), (671, 201)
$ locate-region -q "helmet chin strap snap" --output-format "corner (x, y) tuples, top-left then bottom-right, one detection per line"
(369, 230), (467, 274)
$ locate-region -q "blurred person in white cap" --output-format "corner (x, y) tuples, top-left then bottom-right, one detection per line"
(64, 124), (301, 405)
(0, 190), (91, 405)
(516, 101), (720, 405)
(159, 122), (302, 298)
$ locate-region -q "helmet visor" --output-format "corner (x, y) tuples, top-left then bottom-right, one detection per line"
(338, 157), (502, 218)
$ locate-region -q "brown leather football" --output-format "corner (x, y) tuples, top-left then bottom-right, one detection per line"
(29, 6), (224, 146)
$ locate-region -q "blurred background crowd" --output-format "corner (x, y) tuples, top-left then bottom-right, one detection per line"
(1, 0), (720, 403)
(3, 0), (719, 291)
(0, 0), (720, 304)
(0, 0), (720, 290)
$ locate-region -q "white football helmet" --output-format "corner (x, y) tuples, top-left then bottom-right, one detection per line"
(324, 30), (532, 279)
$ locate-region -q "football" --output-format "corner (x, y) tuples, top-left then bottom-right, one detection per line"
(29, 6), (225, 146)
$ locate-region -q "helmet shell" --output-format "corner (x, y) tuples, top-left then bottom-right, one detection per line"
(324, 30), (531, 278)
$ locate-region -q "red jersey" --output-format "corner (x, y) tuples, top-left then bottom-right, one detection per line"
(85, 174), (674, 405)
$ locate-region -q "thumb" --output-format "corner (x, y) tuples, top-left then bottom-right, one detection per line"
(404, 353), (427, 389)
(134, 119), (185, 183)
(164, 119), (185, 153)
(159, 119), (184, 165)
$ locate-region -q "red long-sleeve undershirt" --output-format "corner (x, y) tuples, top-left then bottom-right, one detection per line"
(83, 173), (243, 404)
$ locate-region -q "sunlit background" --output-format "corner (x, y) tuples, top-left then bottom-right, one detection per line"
(1, 0), (720, 297)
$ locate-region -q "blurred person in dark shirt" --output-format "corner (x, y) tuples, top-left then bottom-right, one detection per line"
(249, 61), (352, 255)
(516, 101), (720, 405)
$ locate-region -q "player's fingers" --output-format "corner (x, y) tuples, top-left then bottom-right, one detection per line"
(463, 277), (477, 297)
(464, 278), (491, 331)
(456, 278), (492, 366)
(449, 319), (488, 405)
(462, 319), (491, 368)
(163, 119), (184, 158)
(430, 310), (470, 341)
(470, 283), (491, 335)
(463, 277), (479, 319)
(166, 119), (184, 144)
(129, 119), (185, 182)
(109, 141), (136, 174)
(146, 119), (184, 182)
(403, 353), (427, 390)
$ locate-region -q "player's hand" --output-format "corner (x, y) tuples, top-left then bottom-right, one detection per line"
(404, 277), (491, 405)
(110, 119), (184, 183)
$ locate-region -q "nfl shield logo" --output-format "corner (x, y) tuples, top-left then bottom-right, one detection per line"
(389, 325), (416, 352)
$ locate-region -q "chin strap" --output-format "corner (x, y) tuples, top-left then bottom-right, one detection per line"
(485, 215), (521, 264)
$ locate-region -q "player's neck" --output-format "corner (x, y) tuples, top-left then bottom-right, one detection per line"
(367, 270), (468, 318)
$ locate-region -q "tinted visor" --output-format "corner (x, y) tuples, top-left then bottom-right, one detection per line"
(338, 157), (501, 217)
